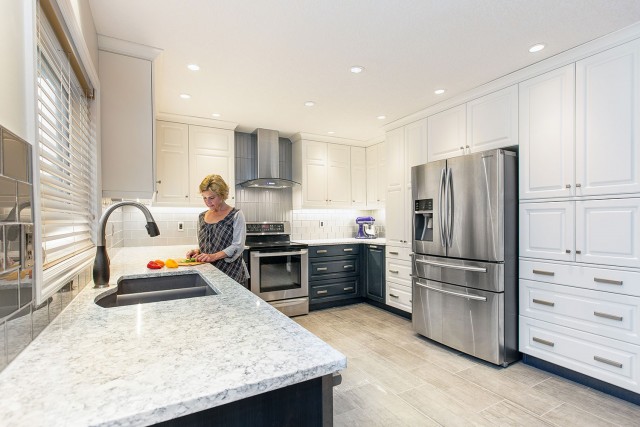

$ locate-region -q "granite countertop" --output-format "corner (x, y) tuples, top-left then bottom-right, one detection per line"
(0, 245), (346, 427)
(294, 238), (386, 246)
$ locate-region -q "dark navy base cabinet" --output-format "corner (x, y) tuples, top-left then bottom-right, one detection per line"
(364, 244), (385, 303)
(309, 244), (363, 310)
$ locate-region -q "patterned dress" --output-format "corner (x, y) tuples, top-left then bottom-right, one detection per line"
(198, 208), (247, 283)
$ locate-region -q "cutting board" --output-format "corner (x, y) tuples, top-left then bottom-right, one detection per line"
(176, 260), (207, 266)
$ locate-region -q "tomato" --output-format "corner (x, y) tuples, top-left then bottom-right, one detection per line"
(153, 259), (165, 267)
(147, 260), (162, 269)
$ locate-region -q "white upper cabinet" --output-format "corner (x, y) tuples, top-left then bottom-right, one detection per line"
(350, 146), (367, 208)
(156, 121), (190, 204)
(519, 65), (576, 200)
(366, 143), (382, 208)
(427, 104), (466, 161)
(466, 85), (518, 152)
(188, 125), (236, 204)
(327, 144), (351, 207)
(576, 39), (640, 197)
(155, 120), (235, 206)
(99, 51), (154, 199)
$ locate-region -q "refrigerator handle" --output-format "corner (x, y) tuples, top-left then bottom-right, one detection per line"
(444, 167), (452, 248)
(438, 167), (446, 247)
(447, 167), (454, 248)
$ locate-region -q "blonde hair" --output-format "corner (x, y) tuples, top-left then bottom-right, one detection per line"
(199, 174), (229, 200)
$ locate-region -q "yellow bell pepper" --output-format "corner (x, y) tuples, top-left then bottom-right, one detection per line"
(165, 258), (179, 268)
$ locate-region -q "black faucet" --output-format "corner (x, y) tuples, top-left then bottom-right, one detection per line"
(93, 201), (160, 288)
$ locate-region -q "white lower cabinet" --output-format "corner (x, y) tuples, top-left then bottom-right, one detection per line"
(385, 246), (412, 313)
(520, 316), (640, 393)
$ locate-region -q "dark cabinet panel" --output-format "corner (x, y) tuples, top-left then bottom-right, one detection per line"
(365, 245), (385, 303)
(309, 256), (359, 280)
(309, 244), (359, 258)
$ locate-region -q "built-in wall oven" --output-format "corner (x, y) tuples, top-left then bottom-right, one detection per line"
(246, 222), (309, 317)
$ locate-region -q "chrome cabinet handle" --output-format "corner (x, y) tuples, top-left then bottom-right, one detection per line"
(533, 269), (555, 276)
(389, 269), (399, 273)
(565, 184), (571, 188)
(594, 311), (623, 321)
(389, 251), (399, 255)
(532, 337), (555, 347)
(576, 250), (582, 254)
(416, 258), (487, 272)
(343, 248), (353, 252)
(594, 355), (622, 368)
(565, 249), (571, 254)
(316, 267), (328, 271)
(594, 277), (623, 286)
(460, 146), (464, 150)
(533, 298), (555, 307)
(576, 183), (582, 188)
(343, 287), (354, 291)
(316, 249), (327, 254)
(156, 180), (162, 184)
(317, 290), (328, 295)
(343, 265), (353, 269)
(389, 293), (399, 298)
(416, 282), (487, 301)
(370, 245), (377, 249)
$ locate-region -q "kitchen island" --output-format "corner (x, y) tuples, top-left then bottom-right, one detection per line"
(0, 245), (346, 426)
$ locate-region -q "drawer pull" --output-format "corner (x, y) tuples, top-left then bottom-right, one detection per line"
(594, 311), (623, 321)
(343, 248), (353, 252)
(532, 298), (555, 307)
(317, 267), (328, 271)
(532, 337), (555, 347)
(389, 293), (399, 298)
(416, 259), (487, 273)
(565, 249), (571, 254)
(343, 265), (353, 269)
(316, 250), (328, 254)
(594, 355), (622, 369)
(389, 251), (399, 255)
(389, 269), (399, 274)
(317, 290), (328, 295)
(532, 269), (555, 276)
(594, 277), (623, 286)
(370, 245), (378, 249)
(343, 287), (354, 291)
(416, 282), (487, 301)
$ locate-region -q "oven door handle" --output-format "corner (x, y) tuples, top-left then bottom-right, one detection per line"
(251, 249), (308, 258)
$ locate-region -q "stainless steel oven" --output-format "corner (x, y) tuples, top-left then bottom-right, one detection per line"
(246, 222), (309, 317)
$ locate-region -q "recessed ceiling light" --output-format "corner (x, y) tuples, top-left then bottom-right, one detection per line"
(434, 89), (445, 95)
(187, 64), (200, 71)
(327, 131), (335, 135)
(304, 101), (315, 107)
(377, 115), (386, 120)
(180, 93), (191, 99)
(350, 66), (364, 74)
(529, 43), (545, 53)
(211, 113), (221, 118)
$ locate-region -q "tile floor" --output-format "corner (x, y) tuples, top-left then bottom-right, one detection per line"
(294, 303), (640, 426)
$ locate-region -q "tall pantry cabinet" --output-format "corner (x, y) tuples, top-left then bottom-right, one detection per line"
(518, 39), (640, 394)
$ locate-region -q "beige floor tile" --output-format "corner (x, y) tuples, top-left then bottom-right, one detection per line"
(324, 335), (374, 359)
(350, 352), (425, 394)
(499, 361), (554, 387)
(365, 337), (432, 370)
(542, 402), (618, 427)
(409, 361), (473, 390)
(334, 360), (371, 392)
(479, 400), (554, 426)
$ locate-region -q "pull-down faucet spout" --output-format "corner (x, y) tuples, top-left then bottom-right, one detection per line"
(93, 201), (160, 288)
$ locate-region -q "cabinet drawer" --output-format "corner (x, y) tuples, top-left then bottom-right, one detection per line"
(520, 317), (640, 393)
(386, 282), (412, 313)
(386, 259), (412, 285)
(309, 256), (359, 279)
(520, 279), (640, 345)
(309, 244), (360, 258)
(310, 278), (359, 301)
(520, 259), (640, 297)
(386, 246), (411, 260)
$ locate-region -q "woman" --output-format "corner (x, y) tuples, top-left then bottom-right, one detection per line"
(186, 174), (248, 284)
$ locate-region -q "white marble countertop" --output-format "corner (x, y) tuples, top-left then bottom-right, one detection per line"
(293, 238), (386, 246)
(0, 245), (346, 427)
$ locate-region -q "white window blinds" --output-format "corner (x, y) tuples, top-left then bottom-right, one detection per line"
(36, 4), (97, 272)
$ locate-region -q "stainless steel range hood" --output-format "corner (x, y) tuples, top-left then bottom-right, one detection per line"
(238, 128), (300, 189)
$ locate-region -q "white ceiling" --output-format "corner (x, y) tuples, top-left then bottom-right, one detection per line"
(88, 0), (640, 143)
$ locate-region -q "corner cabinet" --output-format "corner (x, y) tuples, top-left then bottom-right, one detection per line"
(155, 120), (235, 205)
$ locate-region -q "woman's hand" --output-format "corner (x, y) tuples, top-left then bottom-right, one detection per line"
(186, 249), (200, 258)
(194, 252), (225, 262)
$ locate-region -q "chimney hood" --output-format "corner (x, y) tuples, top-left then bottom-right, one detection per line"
(238, 128), (300, 189)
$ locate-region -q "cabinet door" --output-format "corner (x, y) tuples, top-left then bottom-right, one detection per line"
(576, 39), (640, 197)
(519, 65), (575, 200)
(576, 198), (640, 268)
(377, 141), (387, 203)
(385, 128), (407, 246)
(520, 201), (574, 262)
(350, 146), (367, 208)
(188, 125), (235, 204)
(467, 85), (518, 152)
(156, 121), (190, 204)
(366, 144), (380, 208)
(427, 104), (466, 161)
(365, 245), (385, 303)
(302, 141), (328, 207)
(327, 144), (351, 207)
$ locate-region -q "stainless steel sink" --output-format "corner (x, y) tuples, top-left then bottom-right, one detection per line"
(95, 272), (217, 308)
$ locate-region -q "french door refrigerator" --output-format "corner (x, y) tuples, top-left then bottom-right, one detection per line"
(411, 149), (518, 366)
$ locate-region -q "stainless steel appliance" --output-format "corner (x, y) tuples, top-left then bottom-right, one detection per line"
(411, 149), (518, 366)
(246, 222), (309, 316)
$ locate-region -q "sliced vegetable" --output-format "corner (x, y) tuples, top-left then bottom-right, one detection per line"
(165, 259), (178, 268)
(153, 259), (165, 268)
(147, 260), (162, 269)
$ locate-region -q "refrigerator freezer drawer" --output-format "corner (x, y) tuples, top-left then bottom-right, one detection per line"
(413, 254), (504, 292)
(412, 279), (516, 366)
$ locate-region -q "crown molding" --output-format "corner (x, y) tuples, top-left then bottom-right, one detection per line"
(290, 132), (369, 146)
(156, 112), (238, 130)
(98, 35), (162, 60)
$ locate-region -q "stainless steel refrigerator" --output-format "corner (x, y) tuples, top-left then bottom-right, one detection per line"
(411, 148), (518, 366)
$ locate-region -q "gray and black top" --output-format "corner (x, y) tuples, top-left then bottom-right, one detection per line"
(198, 208), (248, 284)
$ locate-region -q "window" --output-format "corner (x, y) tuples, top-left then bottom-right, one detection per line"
(36, 2), (97, 296)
